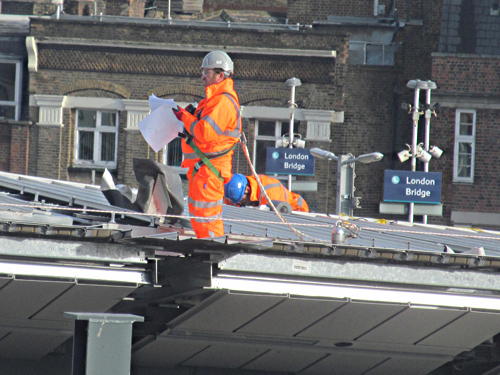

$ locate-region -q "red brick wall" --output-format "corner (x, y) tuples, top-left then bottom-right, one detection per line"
(432, 54), (500, 95)
(433, 107), (500, 220)
(431, 54), (500, 221)
(203, 0), (286, 12)
(9, 123), (31, 175)
(0, 122), (11, 172)
(0, 121), (31, 174)
(287, 0), (426, 24)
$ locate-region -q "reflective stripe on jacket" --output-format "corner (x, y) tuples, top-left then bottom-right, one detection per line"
(181, 78), (241, 181)
(246, 175), (309, 212)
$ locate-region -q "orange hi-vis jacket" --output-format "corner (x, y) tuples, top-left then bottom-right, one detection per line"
(181, 78), (241, 181)
(179, 78), (241, 238)
(246, 175), (310, 212)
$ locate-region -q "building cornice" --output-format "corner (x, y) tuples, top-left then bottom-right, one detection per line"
(433, 93), (500, 109)
(34, 37), (336, 58)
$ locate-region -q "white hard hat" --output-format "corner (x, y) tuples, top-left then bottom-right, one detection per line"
(201, 50), (234, 75)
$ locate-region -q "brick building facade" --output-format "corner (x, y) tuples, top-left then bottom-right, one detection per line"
(429, 0), (500, 228)
(23, 17), (347, 214)
(0, 0), (498, 228)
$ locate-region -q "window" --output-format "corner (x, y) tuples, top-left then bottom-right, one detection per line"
(491, 0), (500, 16)
(0, 59), (22, 120)
(75, 109), (118, 168)
(453, 109), (476, 182)
(349, 41), (395, 66)
(253, 119), (295, 174)
(163, 138), (183, 167)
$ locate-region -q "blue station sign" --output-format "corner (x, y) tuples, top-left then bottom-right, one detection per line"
(383, 170), (442, 204)
(265, 147), (315, 176)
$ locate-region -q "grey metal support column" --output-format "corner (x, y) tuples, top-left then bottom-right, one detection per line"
(65, 312), (144, 375)
(336, 154), (355, 216)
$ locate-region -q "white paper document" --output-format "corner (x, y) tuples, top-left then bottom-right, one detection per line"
(138, 95), (184, 152)
(148, 94), (177, 111)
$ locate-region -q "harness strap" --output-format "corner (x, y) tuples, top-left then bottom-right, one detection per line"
(186, 135), (222, 182)
(187, 91), (241, 181)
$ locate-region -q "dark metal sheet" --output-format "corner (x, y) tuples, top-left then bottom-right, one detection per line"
(0, 277), (10, 289)
(133, 338), (209, 368)
(243, 348), (326, 372)
(173, 293), (284, 333)
(33, 284), (136, 321)
(0, 280), (71, 319)
(0, 331), (70, 360)
(297, 302), (406, 340)
(418, 310), (500, 348)
(365, 357), (450, 375)
(182, 342), (268, 368)
(237, 297), (346, 337)
(300, 352), (387, 375)
(357, 306), (466, 344)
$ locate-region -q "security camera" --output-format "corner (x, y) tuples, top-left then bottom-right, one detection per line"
(429, 145), (443, 159)
(293, 138), (306, 148)
(276, 137), (290, 148)
(397, 149), (411, 163)
(418, 150), (432, 163)
(417, 149), (432, 163)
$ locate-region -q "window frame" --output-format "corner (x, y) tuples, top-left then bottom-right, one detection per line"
(453, 109), (476, 183)
(74, 109), (119, 169)
(162, 137), (185, 173)
(253, 119), (288, 174)
(0, 58), (22, 121)
(348, 41), (395, 66)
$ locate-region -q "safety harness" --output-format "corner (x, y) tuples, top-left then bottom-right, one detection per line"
(186, 92), (241, 182)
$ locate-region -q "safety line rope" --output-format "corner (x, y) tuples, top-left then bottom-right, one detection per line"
(239, 132), (310, 241)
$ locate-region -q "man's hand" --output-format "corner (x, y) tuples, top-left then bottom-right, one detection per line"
(172, 106), (195, 123)
(172, 106), (186, 120)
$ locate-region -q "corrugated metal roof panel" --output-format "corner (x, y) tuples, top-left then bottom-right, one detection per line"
(0, 172), (150, 223)
(221, 205), (500, 256)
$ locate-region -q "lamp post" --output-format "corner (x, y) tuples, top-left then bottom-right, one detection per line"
(402, 79), (439, 224)
(310, 148), (384, 216)
(285, 77), (301, 191)
(422, 80), (437, 224)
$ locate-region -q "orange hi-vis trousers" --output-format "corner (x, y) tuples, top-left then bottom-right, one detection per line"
(187, 165), (224, 238)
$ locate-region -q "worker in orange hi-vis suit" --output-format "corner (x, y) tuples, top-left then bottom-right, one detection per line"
(172, 50), (241, 238)
(224, 174), (310, 213)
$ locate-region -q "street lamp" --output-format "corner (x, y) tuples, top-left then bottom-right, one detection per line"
(403, 79), (440, 224)
(285, 77), (302, 191)
(310, 147), (384, 216)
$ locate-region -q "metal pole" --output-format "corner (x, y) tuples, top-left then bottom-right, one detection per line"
(409, 81), (421, 225)
(335, 156), (343, 215)
(422, 84), (432, 224)
(288, 83), (297, 191)
(336, 154), (355, 216)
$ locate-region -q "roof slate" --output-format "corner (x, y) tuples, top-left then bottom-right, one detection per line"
(439, 0), (500, 55)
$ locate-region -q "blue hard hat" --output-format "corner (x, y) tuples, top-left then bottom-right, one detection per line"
(224, 174), (248, 204)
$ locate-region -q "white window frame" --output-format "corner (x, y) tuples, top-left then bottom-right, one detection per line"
(453, 109), (476, 183)
(0, 58), (22, 121)
(74, 109), (119, 169)
(162, 138), (185, 173)
(349, 41), (395, 66)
